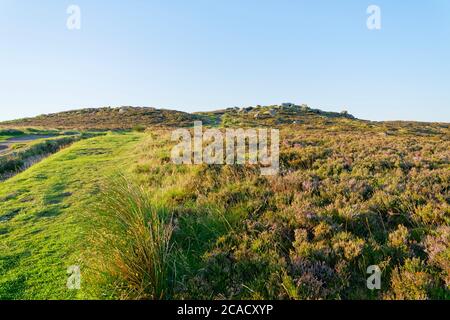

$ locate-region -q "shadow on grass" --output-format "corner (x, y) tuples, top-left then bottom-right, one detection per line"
(35, 207), (62, 219)
(43, 182), (72, 205)
(0, 251), (31, 299)
(0, 275), (27, 300)
(0, 208), (21, 223)
(171, 206), (231, 286)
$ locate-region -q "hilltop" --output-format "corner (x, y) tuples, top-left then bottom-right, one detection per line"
(1, 104), (448, 139)
(0, 104), (358, 130)
(0, 107), (203, 130)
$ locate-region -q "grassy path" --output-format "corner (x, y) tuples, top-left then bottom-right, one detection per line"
(0, 132), (143, 299)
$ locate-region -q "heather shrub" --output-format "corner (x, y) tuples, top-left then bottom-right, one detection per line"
(424, 226), (450, 287)
(385, 258), (432, 300)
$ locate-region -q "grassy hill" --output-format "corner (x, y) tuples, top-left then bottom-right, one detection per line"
(0, 107), (206, 130)
(0, 105), (449, 300)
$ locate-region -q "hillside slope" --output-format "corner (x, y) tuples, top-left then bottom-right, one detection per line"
(0, 105), (449, 300)
(118, 120), (449, 300)
(0, 107), (205, 130)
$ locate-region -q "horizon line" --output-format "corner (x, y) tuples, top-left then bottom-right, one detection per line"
(0, 104), (449, 125)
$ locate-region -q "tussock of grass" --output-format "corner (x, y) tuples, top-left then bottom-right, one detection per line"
(87, 176), (175, 300)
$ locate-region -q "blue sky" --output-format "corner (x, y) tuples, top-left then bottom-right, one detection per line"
(1, 0), (449, 122)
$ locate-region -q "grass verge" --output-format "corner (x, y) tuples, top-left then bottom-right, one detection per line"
(0, 132), (144, 299)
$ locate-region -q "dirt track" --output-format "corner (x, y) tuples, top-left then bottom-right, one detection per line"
(0, 135), (54, 155)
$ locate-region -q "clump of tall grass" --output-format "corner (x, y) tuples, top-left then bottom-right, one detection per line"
(88, 176), (174, 299)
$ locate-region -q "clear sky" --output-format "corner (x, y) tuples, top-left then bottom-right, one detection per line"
(1, 0), (449, 122)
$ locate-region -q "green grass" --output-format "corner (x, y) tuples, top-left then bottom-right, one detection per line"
(85, 177), (175, 300)
(0, 132), (144, 299)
